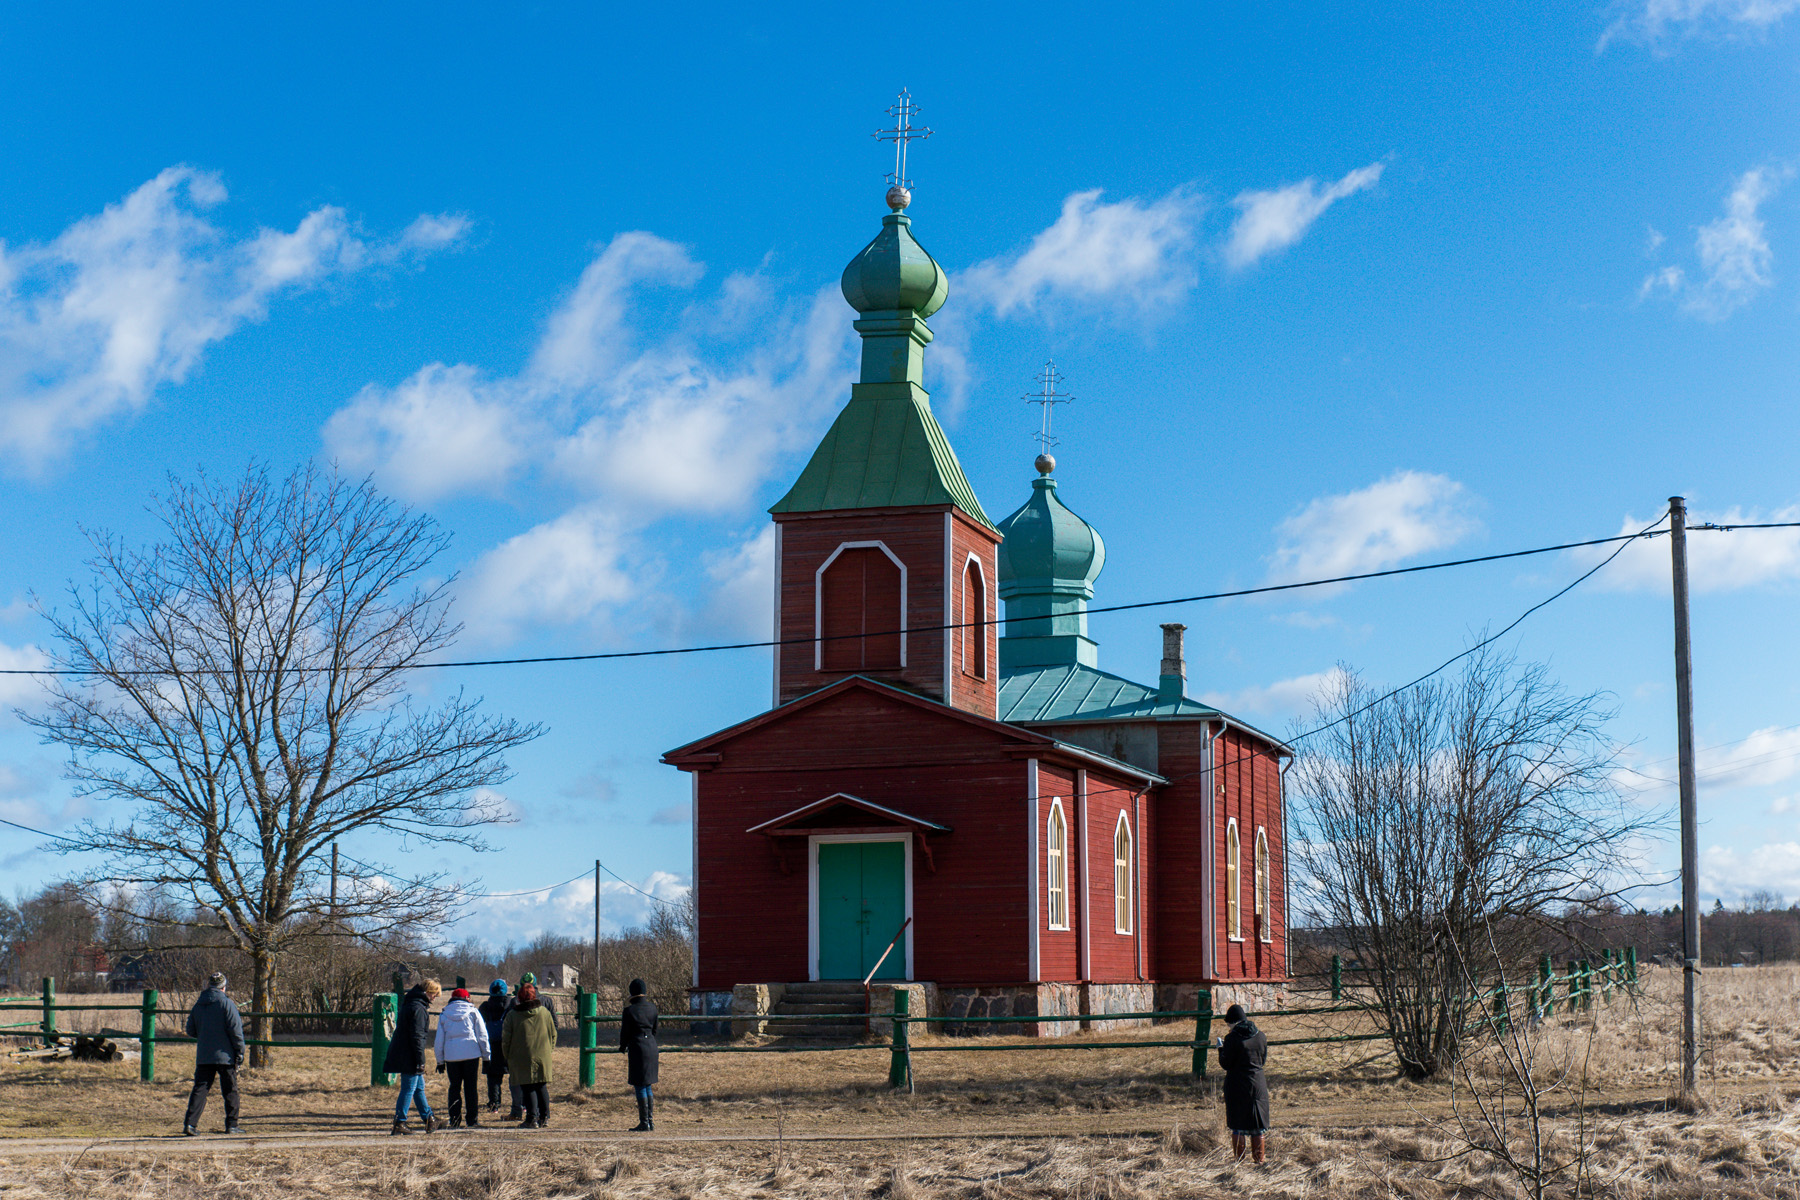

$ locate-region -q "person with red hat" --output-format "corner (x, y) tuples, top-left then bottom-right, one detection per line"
(434, 986), (491, 1129)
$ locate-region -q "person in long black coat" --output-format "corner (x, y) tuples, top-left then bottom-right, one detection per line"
(382, 980), (441, 1134)
(1216, 1003), (1270, 1163)
(619, 978), (659, 1132)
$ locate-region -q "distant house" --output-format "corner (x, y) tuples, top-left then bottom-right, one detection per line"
(539, 963), (580, 990)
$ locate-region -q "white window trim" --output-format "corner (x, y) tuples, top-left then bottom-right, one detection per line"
(960, 551), (989, 681)
(1255, 825), (1273, 944)
(814, 541), (908, 672)
(1046, 798), (1069, 931)
(1226, 818), (1243, 943)
(807, 832), (914, 983)
(1113, 811), (1133, 935)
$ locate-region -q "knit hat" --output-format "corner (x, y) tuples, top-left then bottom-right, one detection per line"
(206, 972), (227, 990)
(520, 972), (536, 986)
(490, 979), (508, 995)
(1224, 1004), (1247, 1024)
(451, 987), (470, 1001)
(629, 978), (647, 997)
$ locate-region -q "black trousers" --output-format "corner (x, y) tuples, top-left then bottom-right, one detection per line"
(446, 1059), (480, 1124)
(184, 1064), (240, 1129)
(520, 1082), (549, 1124)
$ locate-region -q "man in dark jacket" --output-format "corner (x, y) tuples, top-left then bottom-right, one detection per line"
(182, 972), (246, 1135)
(477, 979), (510, 1114)
(620, 978), (659, 1132)
(382, 979), (441, 1135)
(1217, 1003), (1270, 1164)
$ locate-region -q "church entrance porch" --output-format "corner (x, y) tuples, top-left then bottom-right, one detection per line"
(812, 835), (910, 981)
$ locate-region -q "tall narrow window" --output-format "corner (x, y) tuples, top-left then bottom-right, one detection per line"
(1226, 819), (1241, 940)
(1255, 827), (1272, 942)
(1046, 801), (1068, 930)
(961, 559), (987, 678)
(819, 547), (903, 671)
(1113, 813), (1133, 934)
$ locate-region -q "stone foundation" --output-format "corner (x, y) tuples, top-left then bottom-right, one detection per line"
(1083, 982), (1156, 1033)
(688, 989), (735, 1037)
(728, 983), (788, 1037)
(866, 982), (936, 1038)
(1157, 980), (1292, 1022)
(939, 983), (1083, 1037)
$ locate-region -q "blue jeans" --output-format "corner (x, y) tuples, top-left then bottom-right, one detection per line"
(396, 1073), (433, 1122)
(634, 1085), (653, 1102)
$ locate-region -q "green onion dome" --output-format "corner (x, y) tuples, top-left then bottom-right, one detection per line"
(996, 459), (1106, 599)
(841, 212), (948, 318)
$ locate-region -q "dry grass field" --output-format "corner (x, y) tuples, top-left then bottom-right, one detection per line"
(1, 965), (1797, 1197)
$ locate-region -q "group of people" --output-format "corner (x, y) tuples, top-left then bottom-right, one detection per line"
(179, 973), (1266, 1159)
(177, 972), (661, 1137)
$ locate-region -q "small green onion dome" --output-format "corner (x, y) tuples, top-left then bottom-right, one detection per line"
(996, 459), (1106, 597)
(841, 212), (948, 318)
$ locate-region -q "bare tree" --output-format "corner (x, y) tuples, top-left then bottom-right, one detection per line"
(1290, 646), (1652, 1079)
(21, 464), (541, 1065)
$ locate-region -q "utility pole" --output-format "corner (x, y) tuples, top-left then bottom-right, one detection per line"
(594, 860), (602, 996)
(329, 842), (339, 1010)
(1669, 496), (1702, 1101)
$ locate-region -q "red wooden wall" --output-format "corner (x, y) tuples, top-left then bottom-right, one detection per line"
(1212, 727), (1287, 982)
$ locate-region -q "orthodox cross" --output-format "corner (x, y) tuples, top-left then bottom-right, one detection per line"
(1024, 360), (1074, 452)
(873, 89), (932, 191)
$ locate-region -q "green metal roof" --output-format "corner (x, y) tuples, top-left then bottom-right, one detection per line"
(769, 382), (994, 527)
(997, 662), (1221, 723)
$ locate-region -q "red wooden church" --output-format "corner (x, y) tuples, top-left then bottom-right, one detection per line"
(664, 188), (1292, 1030)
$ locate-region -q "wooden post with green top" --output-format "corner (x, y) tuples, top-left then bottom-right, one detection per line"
(40, 977), (55, 1047)
(579, 989), (597, 1090)
(1537, 956), (1552, 1020)
(139, 988), (158, 1083)
(370, 992), (397, 1087)
(1580, 960), (1593, 1012)
(887, 988), (911, 1089)
(1192, 988), (1213, 1080)
(1330, 955), (1342, 1001)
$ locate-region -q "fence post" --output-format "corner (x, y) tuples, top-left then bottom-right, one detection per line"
(1330, 955), (1342, 1001)
(887, 987), (911, 1089)
(1602, 950), (1615, 1003)
(1580, 960), (1593, 1012)
(578, 989), (597, 1090)
(140, 988), (158, 1083)
(40, 977), (55, 1047)
(1564, 962), (1578, 1014)
(1626, 946), (1639, 994)
(370, 992), (397, 1087)
(1536, 956), (1552, 1020)
(1192, 987), (1213, 1081)
(1492, 982), (1509, 1035)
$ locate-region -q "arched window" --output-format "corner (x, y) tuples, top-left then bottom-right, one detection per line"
(1254, 826), (1272, 943)
(1046, 801), (1068, 930)
(1114, 813), (1133, 934)
(1226, 819), (1241, 940)
(961, 558), (987, 678)
(818, 546), (903, 671)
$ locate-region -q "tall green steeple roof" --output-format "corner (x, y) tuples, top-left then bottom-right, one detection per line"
(995, 456), (1106, 669)
(771, 202), (992, 528)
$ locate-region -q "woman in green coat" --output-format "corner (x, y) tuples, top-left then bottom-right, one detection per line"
(501, 983), (556, 1129)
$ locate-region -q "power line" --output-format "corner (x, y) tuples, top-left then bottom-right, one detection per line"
(0, 528), (1669, 677)
(0, 816), (85, 846)
(598, 858), (683, 910)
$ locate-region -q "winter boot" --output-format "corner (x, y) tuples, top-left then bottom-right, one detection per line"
(391, 1119), (411, 1136)
(646, 1095), (654, 1132)
(422, 1113), (438, 1134)
(631, 1095), (649, 1132)
(182, 1123), (197, 1137)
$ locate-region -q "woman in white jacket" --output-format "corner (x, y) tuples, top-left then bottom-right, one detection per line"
(434, 987), (491, 1128)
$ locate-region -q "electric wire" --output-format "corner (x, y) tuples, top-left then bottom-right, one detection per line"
(0, 527), (1673, 677)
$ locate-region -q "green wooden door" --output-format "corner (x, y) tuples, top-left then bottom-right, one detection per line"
(816, 840), (907, 980)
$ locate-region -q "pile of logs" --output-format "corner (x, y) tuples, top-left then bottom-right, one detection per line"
(5, 1035), (127, 1063)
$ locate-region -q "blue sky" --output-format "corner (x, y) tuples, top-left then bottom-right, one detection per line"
(3, 1), (1799, 946)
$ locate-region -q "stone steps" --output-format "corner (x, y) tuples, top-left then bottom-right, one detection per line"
(769, 982), (868, 1040)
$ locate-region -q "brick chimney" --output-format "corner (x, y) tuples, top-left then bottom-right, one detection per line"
(1158, 623), (1186, 702)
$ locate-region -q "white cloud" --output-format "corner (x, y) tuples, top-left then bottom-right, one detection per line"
(1701, 842), (1800, 905)
(0, 166), (465, 470)
(1580, 505), (1800, 592)
(460, 506), (641, 640)
(1266, 470), (1481, 587)
(699, 526), (776, 639)
(1600, 0), (1800, 50)
(1640, 167), (1786, 320)
(1223, 163), (1385, 270)
(959, 188), (1202, 315)
(324, 364), (529, 501)
(450, 870), (690, 946)
(1698, 724), (1800, 788)
(0, 641), (51, 716)
(1202, 667), (1350, 718)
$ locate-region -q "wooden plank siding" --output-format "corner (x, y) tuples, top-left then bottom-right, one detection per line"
(773, 507), (999, 717)
(946, 511), (1002, 719)
(1212, 727), (1287, 982)
(1151, 721), (1210, 981)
